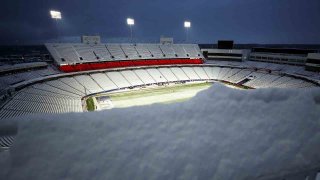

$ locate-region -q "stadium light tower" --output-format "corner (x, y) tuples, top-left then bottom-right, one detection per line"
(50, 10), (62, 20)
(50, 10), (62, 41)
(184, 21), (191, 43)
(127, 18), (134, 43)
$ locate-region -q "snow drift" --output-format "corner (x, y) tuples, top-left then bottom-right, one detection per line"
(1, 84), (320, 180)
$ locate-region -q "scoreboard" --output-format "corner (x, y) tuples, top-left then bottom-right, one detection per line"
(81, 36), (101, 44)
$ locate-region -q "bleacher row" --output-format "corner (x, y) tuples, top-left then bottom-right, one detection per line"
(0, 66), (59, 92)
(46, 43), (203, 65)
(207, 60), (320, 80)
(1, 60), (319, 94)
(0, 65), (318, 120)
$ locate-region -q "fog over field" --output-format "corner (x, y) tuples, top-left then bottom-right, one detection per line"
(1, 84), (320, 180)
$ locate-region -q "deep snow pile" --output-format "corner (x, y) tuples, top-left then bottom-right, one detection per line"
(1, 84), (320, 180)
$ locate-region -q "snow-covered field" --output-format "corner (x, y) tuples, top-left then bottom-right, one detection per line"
(98, 83), (212, 109)
(1, 83), (320, 180)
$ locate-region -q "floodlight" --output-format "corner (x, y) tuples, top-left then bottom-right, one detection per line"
(184, 21), (191, 28)
(127, 18), (134, 25)
(50, 10), (62, 19)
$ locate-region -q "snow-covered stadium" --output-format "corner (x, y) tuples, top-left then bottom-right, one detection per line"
(0, 38), (320, 179)
(1, 42), (319, 120)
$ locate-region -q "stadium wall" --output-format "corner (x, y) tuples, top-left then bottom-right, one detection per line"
(58, 58), (203, 72)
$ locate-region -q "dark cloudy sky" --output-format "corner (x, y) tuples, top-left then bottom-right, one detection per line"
(0, 0), (320, 44)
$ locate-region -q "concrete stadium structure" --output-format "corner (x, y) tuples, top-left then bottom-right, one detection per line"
(46, 43), (204, 72)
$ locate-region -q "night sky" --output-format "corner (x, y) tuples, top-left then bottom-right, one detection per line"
(1, 0), (320, 45)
